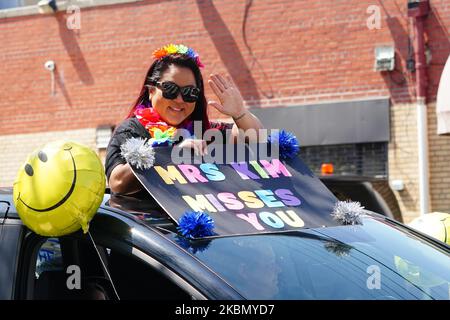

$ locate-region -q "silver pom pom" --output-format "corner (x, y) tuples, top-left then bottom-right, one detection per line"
(331, 201), (364, 225)
(120, 137), (155, 170)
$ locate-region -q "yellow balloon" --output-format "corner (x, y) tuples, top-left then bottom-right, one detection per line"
(395, 212), (450, 288)
(409, 212), (450, 245)
(13, 141), (105, 237)
(394, 256), (446, 288)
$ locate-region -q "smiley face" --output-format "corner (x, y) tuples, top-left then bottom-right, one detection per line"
(13, 141), (106, 237)
(17, 145), (76, 212)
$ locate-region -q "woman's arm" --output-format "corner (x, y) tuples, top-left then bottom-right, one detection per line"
(109, 140), (208, 194)
(109, 163), (143, 195)
(230, 110), (263, 138)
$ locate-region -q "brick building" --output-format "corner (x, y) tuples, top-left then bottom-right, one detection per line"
(0, 0), (449, 222)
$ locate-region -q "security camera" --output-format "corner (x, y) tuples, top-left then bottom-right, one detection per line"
(44, 60), (55, 71)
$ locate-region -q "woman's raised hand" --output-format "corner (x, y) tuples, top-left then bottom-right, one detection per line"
(207, 74), (245, 118)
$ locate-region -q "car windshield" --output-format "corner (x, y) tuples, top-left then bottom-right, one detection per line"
(169, 217), (450, 300)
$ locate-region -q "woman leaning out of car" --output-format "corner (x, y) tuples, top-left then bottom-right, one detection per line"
(105, 44), (264, 196)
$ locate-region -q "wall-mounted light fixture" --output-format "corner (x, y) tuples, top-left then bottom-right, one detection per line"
(38, 0), (58, 14)
(390, 179), (405, 192)
(374, 45), (396, 72)
(44, 60), (56, 96)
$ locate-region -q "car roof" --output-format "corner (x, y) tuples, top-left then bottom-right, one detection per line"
(100, 192), (180, 235)
(5, 190), (177, 230)
(4, 187), (450, 295)
(1, 186), (331, 237)
(5, 187), (441, 250)
(0, 187), (386, 238)
(0, 188), (194, 246)
(0, 188), (248, 299)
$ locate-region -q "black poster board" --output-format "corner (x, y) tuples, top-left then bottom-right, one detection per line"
(131, 143), (339, 238)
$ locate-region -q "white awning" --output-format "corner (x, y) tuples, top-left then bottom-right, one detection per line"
(437, 54), (450, 135)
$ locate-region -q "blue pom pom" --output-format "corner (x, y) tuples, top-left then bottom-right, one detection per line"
(268, 129), (300, 159)
(175, 236), (212, 254)
(177, 211), (215, 239)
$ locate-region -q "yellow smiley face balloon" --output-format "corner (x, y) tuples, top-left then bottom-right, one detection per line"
(13, 141), (106, 237)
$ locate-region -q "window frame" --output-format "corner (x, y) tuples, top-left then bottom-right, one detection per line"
(0, 220), (24, 300)
(89, 233), (208, 300)
(128, 245), (207, 300)
(16, 229), (207, 300)
(15, 231), (46, 299)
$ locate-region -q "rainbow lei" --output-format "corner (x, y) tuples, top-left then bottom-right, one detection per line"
(134, 107), (178, 147)
(152, 43), (205, 68)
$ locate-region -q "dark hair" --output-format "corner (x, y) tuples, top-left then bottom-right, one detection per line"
(127, 53), (210, 133)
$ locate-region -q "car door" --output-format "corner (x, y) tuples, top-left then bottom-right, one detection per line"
(0, 218), (24, 300)
(13, 223), (205, 300)
(0, 200), (8, 225)
(88, 209), (241, 300)
(14, 230), (116, 300)
(82, 216), (207, 300)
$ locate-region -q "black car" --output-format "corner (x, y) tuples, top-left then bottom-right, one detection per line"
(1, 188), (450, 300)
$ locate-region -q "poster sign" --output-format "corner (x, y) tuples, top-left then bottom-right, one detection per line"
(131, 143), (339, 237)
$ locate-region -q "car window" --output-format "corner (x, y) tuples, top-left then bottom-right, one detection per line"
(0, 201), (9, 221)
(106, 249), (191, 300)
(36, 238), (63, 278)
(32, 236), (114, 300)
(178, 218), (450, 300)
(0, 224), (22, 299)
(317, 218), (450, 299)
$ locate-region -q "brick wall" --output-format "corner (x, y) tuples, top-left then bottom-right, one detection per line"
(1, 0), (450, 218)
(388, 102), (420, 222)
(3, 0), (449, 135)
(372, 181), (403, 222)
(428, 102), (450, 213)
(0, 128), (98, 186)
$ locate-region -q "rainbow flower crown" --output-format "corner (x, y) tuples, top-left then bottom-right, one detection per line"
(152, 44), (205, 68)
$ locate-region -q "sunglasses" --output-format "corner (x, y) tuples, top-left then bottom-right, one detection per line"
(151, 81), (201, 103)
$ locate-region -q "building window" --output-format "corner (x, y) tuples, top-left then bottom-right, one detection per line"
(96, 125), (113, 162)
(0, 0), (40, 10)
(300, 142), (388, 179)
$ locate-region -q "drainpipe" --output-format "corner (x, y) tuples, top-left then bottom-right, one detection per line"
(408, 0), (430, 215)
